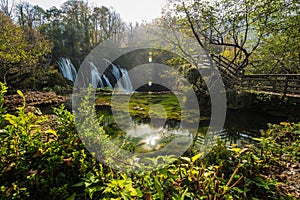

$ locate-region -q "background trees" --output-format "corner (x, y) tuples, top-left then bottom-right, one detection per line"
(250, 0), (300, 74)
(162, 0), (300, 74)
(0, 13), (53, 89)
(0, 0), (14, 16)
(38, 0), (124, 65)
(0, 0), (125, 89)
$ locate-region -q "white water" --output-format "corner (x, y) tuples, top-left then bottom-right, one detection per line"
(90, 62), (104, 88)
(57, 58), (77, 82)
(119, 68), (133, 93)
(90, 60), (133, 93)
(58, 58), (133, 92)
(103, 74), (113, 90)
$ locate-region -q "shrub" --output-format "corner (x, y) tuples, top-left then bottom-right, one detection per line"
(0, 82), (298, 199)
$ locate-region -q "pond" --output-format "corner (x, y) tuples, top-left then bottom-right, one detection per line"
(94, 92), (287, 153)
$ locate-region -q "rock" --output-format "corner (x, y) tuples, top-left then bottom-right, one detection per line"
(4, 91), (69, 111)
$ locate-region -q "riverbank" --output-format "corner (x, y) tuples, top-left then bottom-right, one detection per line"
(227, 90), (300, 121)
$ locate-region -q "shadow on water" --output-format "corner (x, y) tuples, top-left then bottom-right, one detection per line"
(214, 109), (286, 146)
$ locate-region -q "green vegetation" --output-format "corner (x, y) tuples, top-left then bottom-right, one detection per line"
(0, 83), (299, 199)
(96, 92), (182, 120)
(162, 0), (299, 74)
(1, 0), (299, 89)
(0, 13), (57, 89)
(0, 0), (124, 90)
(0, 0), (299, 199)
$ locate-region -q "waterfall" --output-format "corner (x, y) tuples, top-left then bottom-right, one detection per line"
(104, 59), (132, 92)
(119, 68), (133, 93)
(57, 57), (133, 92)
(57, 58), (77, 82)
(103, 74), (113, 90)
(90, 62), (104, 88)
(111, 63), (121, 81)
(109, 63), (133, 93)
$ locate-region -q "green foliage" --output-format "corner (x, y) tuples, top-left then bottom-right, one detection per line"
(0, 13), (53, 89)
(0, 85), (103, 199)
(248, 1), (300, 74)
(0, 90), (45, 199)
(37, 0), (124, 62)
(163, 0), (299, 73)
(0, 82), (7, 127)
(256, 122), (300, 164)
(0, 83), (298, 199)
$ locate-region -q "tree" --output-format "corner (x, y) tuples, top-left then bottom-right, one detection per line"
(91, 6), (109, 45)
(59, 0), (91, 61)
(38, 1), (125, 64)
(39, 6), (64, 60)
(0, 0), (14, 16)
(0, 13), (52, 89)
(162, 0), (299, 73)
(15, 2), (45, 29)
(249, 0), (300, 74)
(91, 5), (124, 45)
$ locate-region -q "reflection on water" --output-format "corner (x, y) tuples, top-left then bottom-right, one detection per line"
(92, 92), (289, 153)
(114, 121), (191, 153)
(39, 92), (288, 154)
(98, 108), (287, 153)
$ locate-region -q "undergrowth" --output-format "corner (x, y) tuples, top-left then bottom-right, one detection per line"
(0, 82), (298, 199)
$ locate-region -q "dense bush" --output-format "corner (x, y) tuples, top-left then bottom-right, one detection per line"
(0, 83), (298, 199)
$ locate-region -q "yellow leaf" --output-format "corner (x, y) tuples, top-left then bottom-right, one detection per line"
(231, 148), (240, 153)
(17, 90), (24, 97)
(280, 122), (290, 126)
(181, 157), (191, 163)
(129, 187), (137, 196)
(45, 129), (58, 138)
(255, 160), (264, 163)
(191, 153), (203, 163)
(5, 114), (18, 127)
(252, 137), (263, 142)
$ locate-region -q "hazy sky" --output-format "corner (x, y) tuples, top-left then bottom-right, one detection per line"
(26, 0), (166, 23)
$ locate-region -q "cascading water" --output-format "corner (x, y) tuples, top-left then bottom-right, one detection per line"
(119, 68), (133, 93)
(57, 58), (77, 82)
(111, 63), (121, 80)
(90, 62), (104, 88)
(103, 59), (133, 93)
(91, 60), (133, 93)
(102, 74), (113, 90)
(57, 57), (133, 93)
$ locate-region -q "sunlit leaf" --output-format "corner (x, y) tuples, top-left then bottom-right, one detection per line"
(255, 160), (264, 163)
(280, 122), (290, 126)
(191, 152), (203, 163)
(180, 156), (191, 163)
(252, 137), (263, 142)
(17, 90), (24, 97)
(231, 148), (240, 153)
(45, 129), (58, 138)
